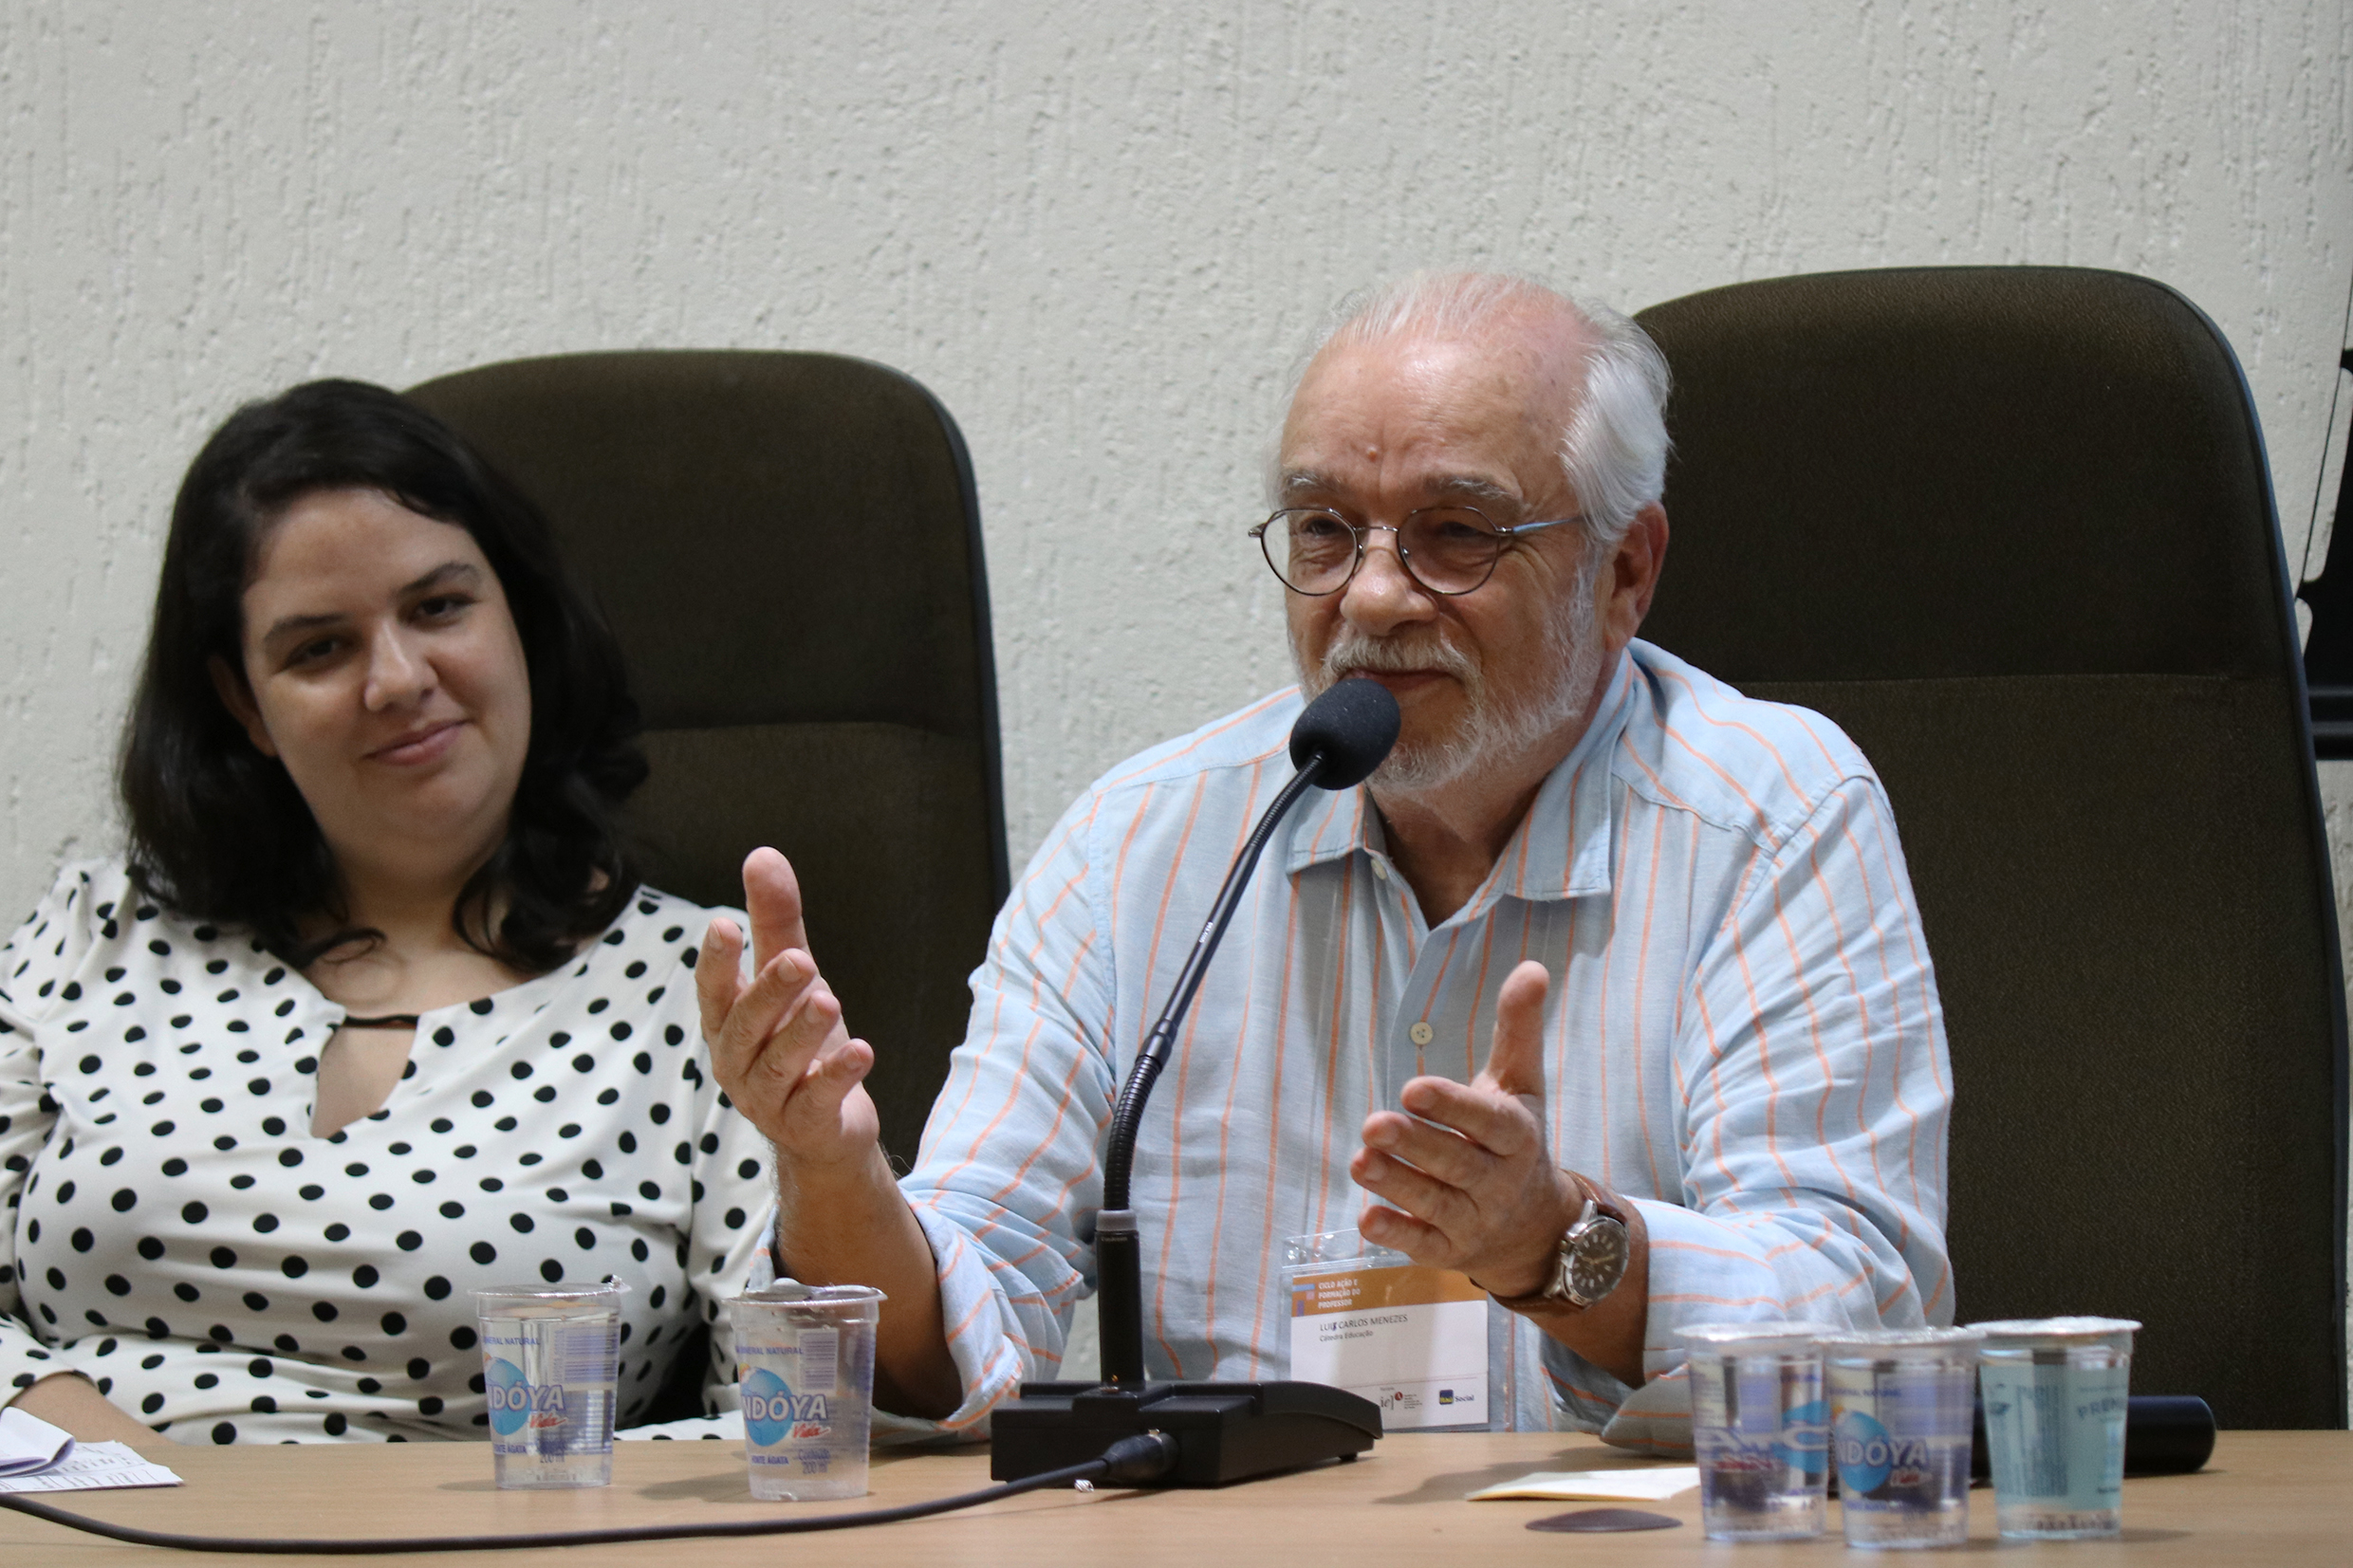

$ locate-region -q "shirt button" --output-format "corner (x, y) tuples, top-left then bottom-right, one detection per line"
(1408, 1021), (1435, 1046)
(1370, 860), (1390, 881)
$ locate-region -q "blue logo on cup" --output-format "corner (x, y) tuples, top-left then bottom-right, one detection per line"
(743, 1367), (793, 1448)
(1837, 1409), (1896, 1493)
(742, 1365), (834, 1446)
(484, 1357), (568, 1436)
(1837, 1408), (1937, 1495)
(1776, 1398), (1831, 1477)
(485, 1357), (529, 1436)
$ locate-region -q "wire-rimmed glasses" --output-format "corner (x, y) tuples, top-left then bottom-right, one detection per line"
(1249, 506), (1584, 597)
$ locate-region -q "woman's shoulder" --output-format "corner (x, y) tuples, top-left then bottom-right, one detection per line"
(3, 857), (273, 1025)
(3, 857), (132, 973)
(16, 856), (134, 919)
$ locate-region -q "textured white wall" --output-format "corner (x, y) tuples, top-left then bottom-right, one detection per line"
(2, 0), (2349, 906)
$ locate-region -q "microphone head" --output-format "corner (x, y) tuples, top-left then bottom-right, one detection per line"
(1289, 678), (1402, 790)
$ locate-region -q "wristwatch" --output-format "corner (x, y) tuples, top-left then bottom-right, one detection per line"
(1485, 1175), (1632, 1318)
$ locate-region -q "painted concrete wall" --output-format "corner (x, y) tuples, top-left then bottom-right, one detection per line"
(5, 1), (2348, 904)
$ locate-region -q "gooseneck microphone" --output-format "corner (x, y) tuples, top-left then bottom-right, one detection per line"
(1094, 678), (1399, 1380)
(1100, 679), (1403, 1194)
(991, 679), (1402, 1488)
(1285, 675), (1409, 789)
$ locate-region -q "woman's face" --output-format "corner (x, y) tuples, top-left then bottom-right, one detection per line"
(215, 488), (533, 893)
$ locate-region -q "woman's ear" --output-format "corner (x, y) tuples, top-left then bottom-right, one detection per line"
(209, 655), (278, 758)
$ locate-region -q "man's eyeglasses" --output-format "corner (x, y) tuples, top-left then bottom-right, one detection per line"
(1249, 507), (1584, 597)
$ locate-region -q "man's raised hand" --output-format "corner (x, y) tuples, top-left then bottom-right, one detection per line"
(1348, 958), (1582, 1296)
(698, 847), (880, 1171)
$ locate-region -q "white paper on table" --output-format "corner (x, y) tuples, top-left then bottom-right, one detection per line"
(1465, 1466), (1700, 1503)
(0, 1407), (74, 1475)
(0, 1439), (181, 1493)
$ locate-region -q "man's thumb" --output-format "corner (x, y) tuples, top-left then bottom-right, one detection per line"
(1480, 959), (1552, 1098)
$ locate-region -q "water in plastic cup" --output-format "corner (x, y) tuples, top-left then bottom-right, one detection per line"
(1973, 1318), (2138, 1540)
(1685, 1321), (1835, 1540)
(1822, 1327), (1983, 1549)
(732, 1282), (885, 1501)
(473, 1282), (628, 1489)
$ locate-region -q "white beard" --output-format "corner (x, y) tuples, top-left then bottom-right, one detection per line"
(1293, 561), (1606, 797)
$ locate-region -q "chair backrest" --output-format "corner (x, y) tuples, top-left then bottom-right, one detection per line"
(1634, 267), (2348, 1428)
(407, 351), (1007, 1166)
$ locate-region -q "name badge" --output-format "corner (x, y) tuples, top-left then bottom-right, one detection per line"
(1284, 1233), (1490, 1430)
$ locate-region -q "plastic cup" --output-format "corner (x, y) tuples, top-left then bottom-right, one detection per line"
(1821, 1327), (1983, 1549)
(732, 1282), (886, 1501)
(473, 1282), (628, 1489)
(1684, 1321), (1835, 1540)
(1972, 1318), (2140, 1540)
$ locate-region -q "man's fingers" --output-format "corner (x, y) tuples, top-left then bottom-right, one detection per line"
(1349, 1143), (1475, 1238)
(707, 865), (882, 1167)
(697, 916), (748, 1045)
(1357, 1201), (1447, 1263)
(1362, 1108), (1493, 1188)
(742, 847), (812, 976)
(1393, 1076), (1544, 1160)
(708, 945), (836, 1102)
(787, 1039), (877, 1134)
(736, 955), (842, 1085)
(1476, 959), (1552, 1101)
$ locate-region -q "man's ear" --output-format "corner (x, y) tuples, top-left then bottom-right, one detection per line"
(209, 655), (278, 758)
(1602, 502), (1671, 647)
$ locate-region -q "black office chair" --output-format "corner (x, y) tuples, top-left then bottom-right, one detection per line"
(406, 351), (1008, 1170)
(2294, 346), (2353, 754)
(408, 353), (1006, 1424)
(1634, 267), (2348, 1429)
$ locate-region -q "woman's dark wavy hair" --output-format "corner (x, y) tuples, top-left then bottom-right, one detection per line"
(120, 378), (648, 972)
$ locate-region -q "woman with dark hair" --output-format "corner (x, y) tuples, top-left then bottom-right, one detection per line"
(0, 380), (775, 1445)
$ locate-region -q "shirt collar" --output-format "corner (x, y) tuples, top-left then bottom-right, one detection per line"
(1284, 651), (1636, 908)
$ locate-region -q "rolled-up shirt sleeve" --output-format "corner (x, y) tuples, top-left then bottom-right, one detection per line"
(1542, 774), (1954, 1449)
(875, 793), (1121, 1442)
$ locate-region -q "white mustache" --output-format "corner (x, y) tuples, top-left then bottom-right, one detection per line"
(1317, 630), (1478, 688)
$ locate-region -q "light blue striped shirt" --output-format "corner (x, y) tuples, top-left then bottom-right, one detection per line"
(889, 639), (1953, 1448)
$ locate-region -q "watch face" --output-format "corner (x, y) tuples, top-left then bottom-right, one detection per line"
(1566, 1217), (1630, 1303)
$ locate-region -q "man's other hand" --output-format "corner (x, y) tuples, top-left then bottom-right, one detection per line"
(1349, 958), (1579, 1296)
(699, 847), (880, 1173)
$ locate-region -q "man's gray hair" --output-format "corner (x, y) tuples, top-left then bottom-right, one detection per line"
(1299, 271), (1673, 552)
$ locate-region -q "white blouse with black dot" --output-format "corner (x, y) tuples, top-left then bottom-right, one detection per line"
(0, 860), (778, 1446)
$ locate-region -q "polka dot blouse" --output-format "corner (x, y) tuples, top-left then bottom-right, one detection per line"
(0, 860), (778, 1445)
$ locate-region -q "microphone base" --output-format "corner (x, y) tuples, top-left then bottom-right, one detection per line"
(990, 1380), (1382, 1487)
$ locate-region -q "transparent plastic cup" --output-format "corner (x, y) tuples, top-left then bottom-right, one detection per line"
(473, 1282), (628, 1489)
(1973, 1318), (2139, 1540)
(732, 1282), (885, 1501)
(1822, 1327), (1984, 1549)
(1685, 1321), (1835, 1540)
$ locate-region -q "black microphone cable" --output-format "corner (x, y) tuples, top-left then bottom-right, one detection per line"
(0, 1430), (1179, 1556)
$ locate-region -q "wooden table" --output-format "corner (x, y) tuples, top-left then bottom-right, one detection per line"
(2, 1431), (2344, 1565)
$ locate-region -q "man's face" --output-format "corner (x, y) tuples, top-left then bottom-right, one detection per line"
(1278, 323), (1603, 794)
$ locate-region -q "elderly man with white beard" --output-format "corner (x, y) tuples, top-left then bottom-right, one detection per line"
(699, 272), (1955, 1450)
